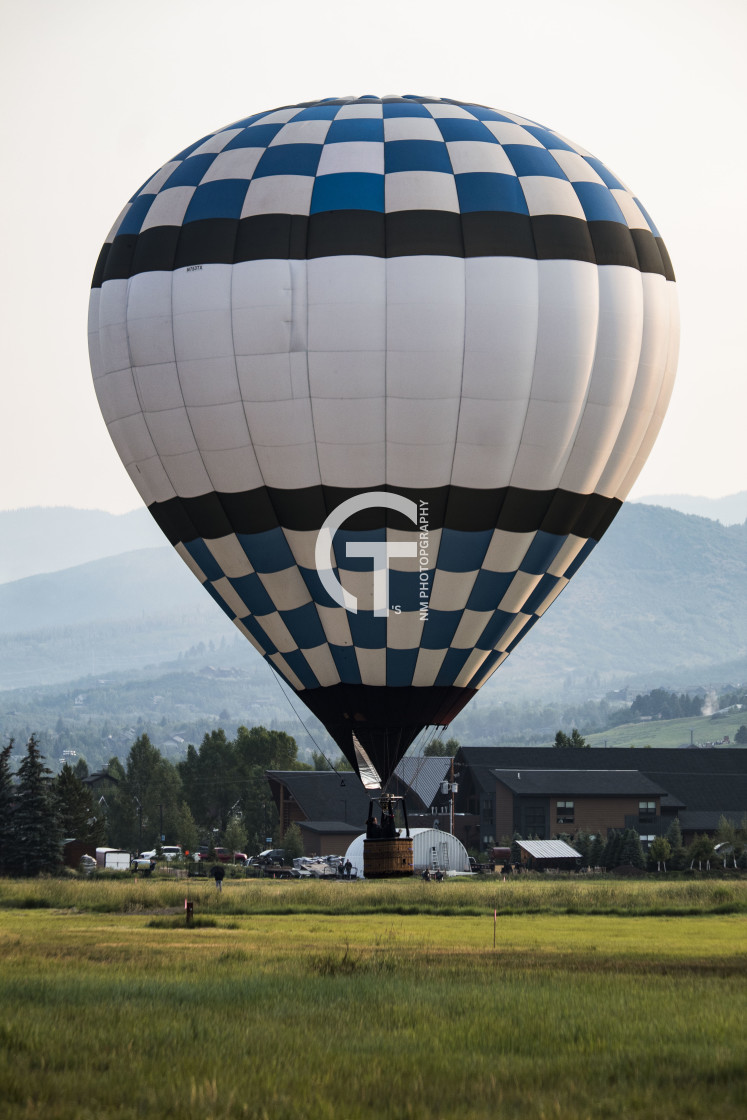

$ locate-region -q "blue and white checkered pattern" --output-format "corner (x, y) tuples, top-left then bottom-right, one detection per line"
(108, 96), (658, 242)
(174, 522), (593, 694)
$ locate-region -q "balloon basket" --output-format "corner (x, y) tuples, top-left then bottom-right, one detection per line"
(363, 837), (413, 879)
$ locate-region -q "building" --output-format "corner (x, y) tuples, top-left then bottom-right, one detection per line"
(490, 768), (667, 843)
(455, 746), (747, 849)
(516, 839), (581, 871)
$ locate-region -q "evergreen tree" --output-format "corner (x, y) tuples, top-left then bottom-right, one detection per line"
(174, 802), (199, 856)
(620, 828), (646, 869)
(224, 811), (248, 860)
(735, 725), (747, 745)
(0, 739), (15, 875)
(665, 818), (687, 870)
(424, 736), (460, 757)
(7, 736), (62, 876)
(108, 735), (183, 851)
(283, 822), (304, 864)
(602, 830), (623, 869)
(587, 834), (605, 870)
(55, 764), (106, 846)
(510, 832), (522, 864)
(572, 831), (592, 867)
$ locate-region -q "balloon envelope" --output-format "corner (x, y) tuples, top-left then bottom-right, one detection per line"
(89, 95), (678, 784)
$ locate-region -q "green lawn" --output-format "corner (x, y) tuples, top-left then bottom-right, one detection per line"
(584, 711), (745, 749)
(0, 880), (745, 1119)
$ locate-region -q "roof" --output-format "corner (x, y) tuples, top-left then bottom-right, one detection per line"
(389, 756), (452, 809)
(676, 810), (745, 831)
(266, 771), (372, 825)
(297, 820), (362, 835)
(457, 747), (747, 814)
(517, 839), (581, 860)
(458, 746), (747, 774)
(491, 769), (667, 798)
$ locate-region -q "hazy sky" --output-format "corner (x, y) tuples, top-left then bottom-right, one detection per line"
(1, 0), (744, 514)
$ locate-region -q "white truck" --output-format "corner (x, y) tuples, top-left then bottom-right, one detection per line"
(95, 847), (130, 871)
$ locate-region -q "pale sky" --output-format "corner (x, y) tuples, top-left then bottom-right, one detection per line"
(1, 0), (744, 514)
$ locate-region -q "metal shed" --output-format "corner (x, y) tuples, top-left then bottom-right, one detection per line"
(344, 828), (471, 877)
(516, 839), (581, 870)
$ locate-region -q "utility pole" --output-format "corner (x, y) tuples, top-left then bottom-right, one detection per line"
(450, 756), (455, 836)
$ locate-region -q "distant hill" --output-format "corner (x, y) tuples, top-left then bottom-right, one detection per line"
(0, 504), (745, 696)
(631, 491), (747, 525)
(0, 506), (164, 583)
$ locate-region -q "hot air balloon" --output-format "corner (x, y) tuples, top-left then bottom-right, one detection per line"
(89, 95), (678, 797)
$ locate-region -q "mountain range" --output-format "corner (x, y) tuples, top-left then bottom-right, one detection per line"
(630, 491), (747, 525)
(0, 502), (745, 699)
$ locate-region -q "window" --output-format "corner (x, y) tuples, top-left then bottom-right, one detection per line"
(524, 807), (546, 838)
(639, 801), (656, 820)
(556, 800), (575, 824)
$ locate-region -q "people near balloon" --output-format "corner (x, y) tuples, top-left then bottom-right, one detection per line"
(381, 807), (397, 840)
(366, 813), (381, 840)
(89, 94), (678, 798)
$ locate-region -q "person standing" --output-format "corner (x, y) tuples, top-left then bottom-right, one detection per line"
(211, 863), (225, 892)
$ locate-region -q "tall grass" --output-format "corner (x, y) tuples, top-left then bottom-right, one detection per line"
(0, 874), (744, 916)
(0, 908), (744, 1119)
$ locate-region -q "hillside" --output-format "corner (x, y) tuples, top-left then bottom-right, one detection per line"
(0, 506), (164, 583)
(631, 491), (747, 525)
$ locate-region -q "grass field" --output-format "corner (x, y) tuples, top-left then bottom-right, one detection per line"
(584, 711), (744, 749)
(0, 879), (745, 1119)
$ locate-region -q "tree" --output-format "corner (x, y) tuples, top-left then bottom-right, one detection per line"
(649, 836), (671, 871)
(620, 829), (646, 870)
(108, 735), (183, 851)
(224, 811), (248, 861)
(687, 833), (716, 870)
(7, 736), (62, 876)
(587, 834), (605, 870)
(283, 822), (304, 864)
(715, 815), (738, 867)
(554, 729), (589, 749)
(174, 802), (199, 856)
(602, 830), (623, 870)
(55, 764), (106, 847)
(665, 817), (687, 870)
(510, 832), (522, 865)
(0, 740), (15, 875)
(424, 737), (460, 757)
(735, 725), (747, 745)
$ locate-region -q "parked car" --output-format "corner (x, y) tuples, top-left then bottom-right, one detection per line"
(256, 848), (285, 866)
(138, 845), (183, 861)
(131, 856), (155, 874)
(195, 847), (247, 863)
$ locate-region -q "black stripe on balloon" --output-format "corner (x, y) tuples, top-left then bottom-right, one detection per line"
(298, 683), (476, 785)
(92, 212), (675, 287)
(147, 484), (622, 546)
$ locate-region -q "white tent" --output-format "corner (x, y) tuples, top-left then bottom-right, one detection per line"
(343, 828), (471, 878)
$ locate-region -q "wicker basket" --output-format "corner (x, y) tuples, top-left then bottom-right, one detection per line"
(363, 837), (414, 879)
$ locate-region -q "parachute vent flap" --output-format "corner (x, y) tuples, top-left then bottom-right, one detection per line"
(352, 734), (382, 790)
